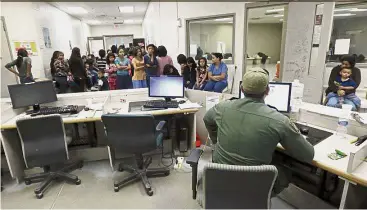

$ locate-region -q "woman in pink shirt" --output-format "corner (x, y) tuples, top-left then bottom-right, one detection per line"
(157, 46), (173, 76)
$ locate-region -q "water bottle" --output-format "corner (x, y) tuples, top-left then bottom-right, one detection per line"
(336, 104), (352, 138)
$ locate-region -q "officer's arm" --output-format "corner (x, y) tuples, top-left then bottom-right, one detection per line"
(203, 103), (223, 144)
(279, 119), (315, 163)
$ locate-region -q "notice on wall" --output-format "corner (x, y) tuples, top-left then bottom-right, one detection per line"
(42, 27), (52, 48)
(13, 41), (38, 56)
(335, 39), (350, 55)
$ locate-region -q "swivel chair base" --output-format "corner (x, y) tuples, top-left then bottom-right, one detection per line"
(24, 160), (83, 199)
(114, 155), (170, 196)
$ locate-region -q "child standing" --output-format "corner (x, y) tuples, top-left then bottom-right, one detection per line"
(115, 49), (132, 89)
(195, 57), (208, 90)
(106, 53), (117, 90)
(326, 67), (361, 110)
(97, 69), (109, 91)
(132, 48), (147, 88)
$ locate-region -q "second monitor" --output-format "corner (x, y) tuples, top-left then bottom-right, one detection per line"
(149, 76), (184, 102)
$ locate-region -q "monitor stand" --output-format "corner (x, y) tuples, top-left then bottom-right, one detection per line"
(164, 98), (172, 102)
(26, 104), (41, 115)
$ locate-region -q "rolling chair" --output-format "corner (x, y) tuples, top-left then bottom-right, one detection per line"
(16, 115), (83, 199)
(101, 114), (170, 196)
(186, 148), (281, 209)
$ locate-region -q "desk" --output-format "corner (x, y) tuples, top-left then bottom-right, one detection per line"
(1, 89), (199, 182)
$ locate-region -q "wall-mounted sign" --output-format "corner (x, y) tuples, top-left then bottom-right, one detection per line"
(13, 41), (38, 56)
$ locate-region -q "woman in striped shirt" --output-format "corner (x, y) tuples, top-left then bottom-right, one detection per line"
(97, 49), (107, 70)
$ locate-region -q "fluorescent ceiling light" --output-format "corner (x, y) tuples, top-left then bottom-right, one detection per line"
(67, 7), (88, 14)
(334, 13), (356, 17)
(350, 8), (367, 12)
(266, 8), (284, 13)
(334, 8), (353, 12)
(274, 15), (284, 17)
(280, 19), (284, 21)
(124, 19), (134, 23)
(119, 6), (134, 13)
(87, 20), (101, 25)
(214, 18), (232, 21)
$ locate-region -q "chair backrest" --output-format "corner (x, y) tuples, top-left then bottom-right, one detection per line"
(203, 163), (277, 209)
(16, 114), (68, 168)
(101, 114), (156, 154)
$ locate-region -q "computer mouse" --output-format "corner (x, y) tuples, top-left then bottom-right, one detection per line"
(300, 127), (309, 135)
(178, 100), (186, 104)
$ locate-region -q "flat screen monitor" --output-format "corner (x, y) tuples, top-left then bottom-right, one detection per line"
(239, 81), (292, 113)
(8, 80), (57, 110)
(148, 76), (184, 100)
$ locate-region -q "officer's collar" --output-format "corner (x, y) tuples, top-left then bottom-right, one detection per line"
(246, 96), (265, 103)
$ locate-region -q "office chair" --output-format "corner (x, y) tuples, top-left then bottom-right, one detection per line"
(102, 114), (170, 196)
(16, 115), (83, 199)
(186, 148), (279, 209)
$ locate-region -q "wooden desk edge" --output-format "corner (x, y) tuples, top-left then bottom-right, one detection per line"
(276, 146), (367, 187)
(0, 109), (200, 130)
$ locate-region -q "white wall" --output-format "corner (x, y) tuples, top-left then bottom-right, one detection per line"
(90, 25), (143, 38)
(190, 23), (233, 55)
(143, 2), (246, 94)
(247, 23), (283, 63)
(1, 2), (91, 79)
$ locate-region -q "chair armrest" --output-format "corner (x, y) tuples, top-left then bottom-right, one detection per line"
(156, 121), (166, 132)
(186, 148), (203, 166)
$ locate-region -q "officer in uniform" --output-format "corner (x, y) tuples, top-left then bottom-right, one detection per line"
(201, 68), (314, 199)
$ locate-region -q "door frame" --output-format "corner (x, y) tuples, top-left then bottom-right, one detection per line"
(1, 16), (19, 84)
(87, 36), (105, 55)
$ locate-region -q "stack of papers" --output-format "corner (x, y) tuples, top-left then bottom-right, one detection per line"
(357, 113), (367, 124)
(179, 103), (202, 110)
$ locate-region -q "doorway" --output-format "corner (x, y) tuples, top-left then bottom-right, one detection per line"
(1, 17), (18, 98)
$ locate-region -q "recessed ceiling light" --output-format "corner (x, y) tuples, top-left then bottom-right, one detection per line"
(67, 7), (88, 14)
(350, 8), (367, 12)
(124, 19), (134, 23)
(119, 6), (134, 13)
(266, 8), (284, 13)
(334, 13), (356, 17)
(274, 15), (284, 18)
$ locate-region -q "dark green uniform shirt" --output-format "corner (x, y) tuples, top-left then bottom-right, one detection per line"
(203, 97), (314, 166)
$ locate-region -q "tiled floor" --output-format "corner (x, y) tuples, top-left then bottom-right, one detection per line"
(1, 157), (200, 209)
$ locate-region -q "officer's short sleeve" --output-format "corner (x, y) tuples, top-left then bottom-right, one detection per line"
(279, 118), (315, 163)
(203, 101), (227, 144)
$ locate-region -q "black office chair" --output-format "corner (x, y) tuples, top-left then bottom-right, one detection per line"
(16, 115), (83, 199)
(102, 114), (170, 196)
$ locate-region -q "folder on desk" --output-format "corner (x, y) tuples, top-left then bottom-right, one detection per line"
(347, 144), (367, 173)
(179, 103), (202, 110)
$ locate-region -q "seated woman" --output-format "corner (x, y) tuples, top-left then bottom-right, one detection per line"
(203, 53), (228, 93)
(325, 55), (361, 111)
(326, 67), (361, 110)
(163, 64), (180, 76)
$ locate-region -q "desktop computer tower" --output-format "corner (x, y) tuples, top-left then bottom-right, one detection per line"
(176, 120), (189, 152)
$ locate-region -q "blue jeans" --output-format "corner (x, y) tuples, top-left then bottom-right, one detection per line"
(203, 80), (227, 93)
(19, 76), (34, 84)
(116, 74), (133, 89)
(132, 80), (147, 89)
(326, 92), (361, 111)
(194, 81), (207, 90)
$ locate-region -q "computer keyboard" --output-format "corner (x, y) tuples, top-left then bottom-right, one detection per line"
(26, 105), (84, 116)
(143, 100), (179, 109)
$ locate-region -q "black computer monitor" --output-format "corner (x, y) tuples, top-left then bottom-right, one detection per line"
(148, 76), (184, 101)
(239, 81), (292, 113)
(8, 80), (57, 112)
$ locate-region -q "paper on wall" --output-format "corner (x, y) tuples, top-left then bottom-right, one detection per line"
(335, 39), (350, 55)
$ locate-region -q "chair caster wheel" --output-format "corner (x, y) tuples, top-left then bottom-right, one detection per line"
(25, 180), (31, 185)
(78, 163), (83, 169)
(36, 193), (43, 199)
(75, 179), (81, 185)
(114, 187), (119, 192)
(164, 171), (170, 176)
(147, 190), (153, 196)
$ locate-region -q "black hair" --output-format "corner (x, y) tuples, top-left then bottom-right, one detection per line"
(146, 44), (155, 50)
(99, 49), (106, 58)
(340, 55), (356, 68)
(82, 55), (87, 60)
(51, 51), (60, 62)
(15, 48), (28, 68)
(187, 57), (197, 69)
(211, 53), (223, 60)
(71, 47), (81, 58)
(86, 58), (95, 66)
(133, 48), (142, 57)
(157, 46), (168, 57)
(198, 57), (208, 68)
(106, 52), (116, 65)
(163, 64), (180, 76)
(177, 54), (187, 65)
(88, 54), (95, 58)
(128, 48), (134, 56)
(111, 45), (118, 54)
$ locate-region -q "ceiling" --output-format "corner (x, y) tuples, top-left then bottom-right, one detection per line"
(334, 2), (367, 20)
(50, 2), (149, 26)
(248, 5), (285, 24)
